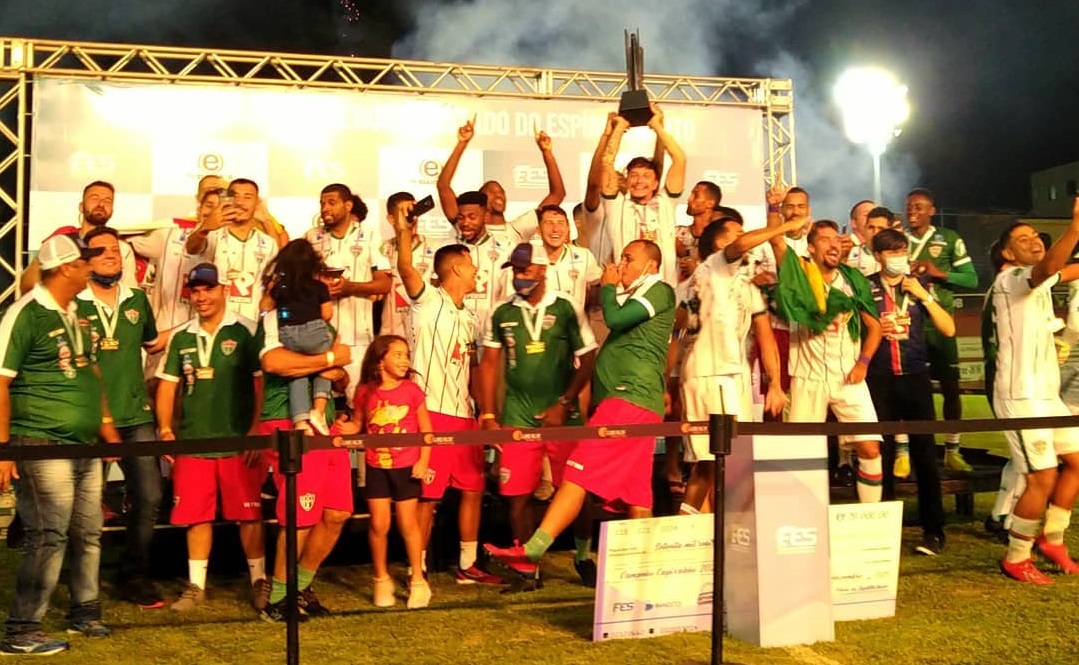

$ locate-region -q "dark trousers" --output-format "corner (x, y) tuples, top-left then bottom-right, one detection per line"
(117, 423), (163, 579)
(866, 371), (946, 536)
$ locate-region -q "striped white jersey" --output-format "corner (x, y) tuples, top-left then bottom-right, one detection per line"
(600, 192), (680, 287)
(681, 251), (766, 380)
(409, 284), (476, 418)
(991, 266), (1061, 401)
(495, 242), (602, 308)
(449, 231), (512, 348)
(788, 270), (862, 383)
(379, 233), (446, 341)
(305, 221), (391, 348)
(129, 224), (202, 332)
(203, 227), (278, 323)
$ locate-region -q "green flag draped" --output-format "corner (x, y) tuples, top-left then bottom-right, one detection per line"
(774, 249), (878, 339)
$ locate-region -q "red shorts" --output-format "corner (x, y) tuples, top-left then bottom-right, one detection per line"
(170, 454), (265, 525)
(421, 412), (484, 500)
(563, 398), (661, 511)
(498, 439), (572, 497)
(260, 419), (354, 528)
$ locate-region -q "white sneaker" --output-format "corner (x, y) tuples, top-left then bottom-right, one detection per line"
(373, 576), (396, 608)
(309, 409), (330, 435)
(407, 580), (432, 609)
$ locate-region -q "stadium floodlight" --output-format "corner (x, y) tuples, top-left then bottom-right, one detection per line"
(833, 67), (910, 203)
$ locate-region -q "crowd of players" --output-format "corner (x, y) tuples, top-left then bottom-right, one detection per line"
(0, 101), (1077, 656)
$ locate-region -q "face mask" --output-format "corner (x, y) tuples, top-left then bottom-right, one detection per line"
(90, 271), (123, 287)
(513, 276), (540, 297)
(883, 256), (909, 277)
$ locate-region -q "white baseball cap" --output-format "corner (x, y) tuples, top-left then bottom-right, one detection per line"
(38, 234), (104, 270)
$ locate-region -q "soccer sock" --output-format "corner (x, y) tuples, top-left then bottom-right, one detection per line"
(247, 557), (266, 584)
(1006, 516), (1041, 563)
(945, 433), (960, 451)
(523, 529), (554, 562)
(459, 541), (478, 570)
(574, 537), (592, 562)
(420, 549), (427, 573)
(679, 503), (700, 516)
(268, 578), (287, 605)
(894, 433), (909, 455)
(1043, 504), (1072, 546)
(297, 566), (315, 591)
(188, 559), (209, 590)
(855, 456), (883, 503)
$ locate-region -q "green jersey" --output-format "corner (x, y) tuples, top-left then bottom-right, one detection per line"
(0, 286), (102, 444)
(906, 225), (974, 311)
(593, 276), (676, 416)
(76, 285), (157, 428)
(157, 313), (260, 457)
(485, 291), (597, 427)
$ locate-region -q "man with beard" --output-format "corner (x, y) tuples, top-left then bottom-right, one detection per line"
(304, 183), (392, 398)
(770, 216), (884, 503)
(185, 179), (278, 323)
(379, 192), (448, 341)
(437, 118), (566, 246)
(20, 181), (138, 294)
(676, 181), (723, 282)
(905, 188), (978, 473)
(844, 199), (878, 276)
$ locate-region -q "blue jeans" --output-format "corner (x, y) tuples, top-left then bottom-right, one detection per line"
(116, 422), (162, 578)
(279, 319), (334, 424)
(5, 438), (103, 636)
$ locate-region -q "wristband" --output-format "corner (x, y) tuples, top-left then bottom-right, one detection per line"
(857, 355), (872, 366)
(159, 428), (173, 435)
(326, 351), (335, 367)
(479, 413), (498, 422)
(101, 417), (114, 424)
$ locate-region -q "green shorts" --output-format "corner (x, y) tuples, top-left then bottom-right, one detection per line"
(924, 326), (960, 382)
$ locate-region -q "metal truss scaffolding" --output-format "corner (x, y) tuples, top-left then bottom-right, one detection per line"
(0, 37), (795, 303)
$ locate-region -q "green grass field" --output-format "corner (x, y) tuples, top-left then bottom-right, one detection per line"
(2, 396), (1072, 665)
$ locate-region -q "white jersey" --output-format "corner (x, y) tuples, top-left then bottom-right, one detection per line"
(991, 266), (1062, 401)
(409, 285), (476, 419)
(494, 243), (601, 308)
(582, 203), (613, 265)
(305, 221), (391, 348)
(846, 242), (880, 276)
(202, 226), (278, 323)
(681, 251), (766, 380)
(129, 223), (201, 332)
(486, 210), (539, 247)
(601, 192), (680, 286)
(379, 233), (445, 341)
(449, 230), (512, 347)
(789, 269), (862, 383)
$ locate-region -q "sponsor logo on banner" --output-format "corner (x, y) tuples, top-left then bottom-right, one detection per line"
(150, 141), (269, 196)
(680, 422), (708, 435)
(198, 153), (224, 173)
(69, 151), (117, 178)
(700, 169), (741, 193)
(513, 165), (548, 190)
(729, 525), (752, 549)
(775, 526), (819, 554)
(613, 600), (682, 613)
(424, 433), (456, 445)
(376, 147), (482, 199)
(597, 427), (627, 438)
(302, 157), (346, 183)
(511, 430), (543, 442)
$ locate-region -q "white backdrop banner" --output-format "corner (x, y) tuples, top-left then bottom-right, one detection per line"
(29, 78), (766, 247)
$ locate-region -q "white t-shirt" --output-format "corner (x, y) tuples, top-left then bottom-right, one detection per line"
(991, 266), (1062, 401)
(681, 251), (766, 379)
(379, 233), (445, 341)
(486, 210), (539, 247)
(409, 285), (476, 419)
(129, 225), (201, 332)
(788, 269), (862, 383)
(600, 192), (679, 286)
(202, 227), (278, 323)
(305, 221), (391, 349)
(846, 243), (880, 277)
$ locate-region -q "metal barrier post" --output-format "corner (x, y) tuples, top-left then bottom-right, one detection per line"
(709, 413), (735, 665)
(276, 428), (305, 665)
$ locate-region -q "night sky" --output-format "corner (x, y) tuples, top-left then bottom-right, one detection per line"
(3, 0), (1077, 213)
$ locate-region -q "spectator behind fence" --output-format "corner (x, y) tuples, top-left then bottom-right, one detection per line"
(0, 234), (115, 656)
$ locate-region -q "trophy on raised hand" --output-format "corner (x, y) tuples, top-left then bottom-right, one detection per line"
(618, 29), (653, 127)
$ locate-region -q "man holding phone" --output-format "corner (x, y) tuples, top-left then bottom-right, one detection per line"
(380, 192), (443, 341)
(304, 183), (391, 398)
(184, 178), (278, 322)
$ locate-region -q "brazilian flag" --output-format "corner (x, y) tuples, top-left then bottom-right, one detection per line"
(774, 250), (878, 340)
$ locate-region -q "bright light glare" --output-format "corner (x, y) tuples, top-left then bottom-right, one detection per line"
(833, 67), (910, 156)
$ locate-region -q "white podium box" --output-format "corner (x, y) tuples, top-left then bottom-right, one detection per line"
(724, 433), (835, 647)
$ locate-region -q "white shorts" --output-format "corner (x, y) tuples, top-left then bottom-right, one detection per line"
(682, 373), (753, 462)
(993, 397), (1079, 474)
(788, 377), (882, 446)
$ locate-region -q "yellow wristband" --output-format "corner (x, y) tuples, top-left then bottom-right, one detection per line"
(479, 413), (498, 421)
(159, 428), (173, 435)
(101, 417), (114, 424)
(326, 351), (335, 367)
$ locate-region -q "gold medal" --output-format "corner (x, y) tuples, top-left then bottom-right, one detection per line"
(195, 366), (215, 380)
(99, 337), (120, 351)
(74, 356), (89, 368)
(525, 340), (546, 355)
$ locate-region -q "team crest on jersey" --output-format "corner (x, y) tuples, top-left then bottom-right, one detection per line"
(542, 314), (556, 331)
(425, 468), (436, 485)
(124, 309), (140, 325)
(499, 468), (511, 485)
(299, 492), (316, 512)
(928, 244), (943, 258)
(220, 339), (238, 356)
